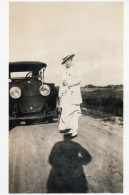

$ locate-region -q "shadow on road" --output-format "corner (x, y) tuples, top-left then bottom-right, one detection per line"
(47, 136), (92, 193)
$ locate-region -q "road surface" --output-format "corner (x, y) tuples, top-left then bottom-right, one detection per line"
(9, 115), (123, 193)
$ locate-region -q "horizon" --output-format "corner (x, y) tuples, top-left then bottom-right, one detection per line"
(55, 84), (123, 87)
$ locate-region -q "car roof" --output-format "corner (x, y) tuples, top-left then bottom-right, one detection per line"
(9, 61), (47, 72)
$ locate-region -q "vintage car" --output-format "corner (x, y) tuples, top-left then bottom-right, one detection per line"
(9, 61), (58, 124)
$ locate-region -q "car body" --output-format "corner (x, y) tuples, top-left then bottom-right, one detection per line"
(9, 61), (58, 123)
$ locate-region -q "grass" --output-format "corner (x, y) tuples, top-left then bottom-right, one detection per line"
(81, 88), (123, 119)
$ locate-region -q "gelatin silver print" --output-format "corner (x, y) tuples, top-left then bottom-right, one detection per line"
(9, 2), (123, 193)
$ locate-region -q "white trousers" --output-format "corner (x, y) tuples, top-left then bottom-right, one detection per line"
(58, 104), (81, 131)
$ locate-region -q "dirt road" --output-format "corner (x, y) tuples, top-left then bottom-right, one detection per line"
(9, 115), (123, 193)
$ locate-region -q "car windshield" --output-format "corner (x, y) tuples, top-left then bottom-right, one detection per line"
(10, 72), (32, 78)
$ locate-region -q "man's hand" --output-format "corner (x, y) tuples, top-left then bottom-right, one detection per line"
(62, 80), (68, 86)
(57, 108), (62, 114)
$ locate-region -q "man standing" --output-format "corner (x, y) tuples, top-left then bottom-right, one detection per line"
(58, 54), (82, 138)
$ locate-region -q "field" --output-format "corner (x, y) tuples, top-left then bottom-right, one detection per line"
(81, 86), (123, 125)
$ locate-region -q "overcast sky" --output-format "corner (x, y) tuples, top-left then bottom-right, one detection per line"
(9, 2), (123, 86)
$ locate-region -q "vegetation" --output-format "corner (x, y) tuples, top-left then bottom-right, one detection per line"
(83, 84), (123, 89)
(81, 86), (123, 118)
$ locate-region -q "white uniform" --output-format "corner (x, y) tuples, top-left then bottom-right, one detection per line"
(58, 64), (82, 134)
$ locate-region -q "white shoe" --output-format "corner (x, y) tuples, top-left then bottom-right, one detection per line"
(70, 132), (78, 139)
(71, 131), (78, 136)
(65, 129), (73, 135)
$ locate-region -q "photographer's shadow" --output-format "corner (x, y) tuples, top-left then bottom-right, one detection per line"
(47, 136), (92, 193)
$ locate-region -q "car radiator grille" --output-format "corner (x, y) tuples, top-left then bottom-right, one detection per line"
(18, 96), (44, 114)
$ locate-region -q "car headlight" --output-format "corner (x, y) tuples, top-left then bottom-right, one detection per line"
(39, 84), (50, 96)
(10, 87), (21, 99)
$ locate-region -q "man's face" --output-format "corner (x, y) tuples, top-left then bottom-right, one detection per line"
(65, 59), (72, 68)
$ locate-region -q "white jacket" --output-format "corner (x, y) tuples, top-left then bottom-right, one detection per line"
(59, 64), (82, 107)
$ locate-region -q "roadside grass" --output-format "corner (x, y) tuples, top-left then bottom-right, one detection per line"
(81, 88), (123, 124)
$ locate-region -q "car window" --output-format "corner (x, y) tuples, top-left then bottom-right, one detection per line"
(10, 72), (32, 78)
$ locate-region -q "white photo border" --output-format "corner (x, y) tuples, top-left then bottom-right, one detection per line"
(0, 0), (128, 194)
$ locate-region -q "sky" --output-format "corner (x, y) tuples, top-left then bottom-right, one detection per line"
(9, 2), (123, 86)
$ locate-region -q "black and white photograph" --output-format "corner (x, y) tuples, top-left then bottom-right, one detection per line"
(8, 1), (124, 193)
